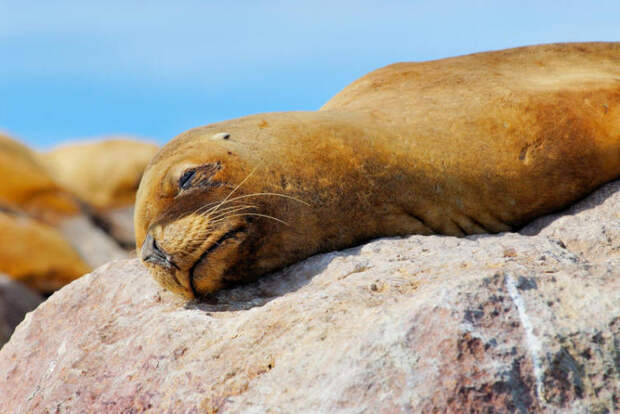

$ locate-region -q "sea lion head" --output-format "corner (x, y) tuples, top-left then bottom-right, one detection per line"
(135, 112), (375, 299)
(135, 126), (278, 299)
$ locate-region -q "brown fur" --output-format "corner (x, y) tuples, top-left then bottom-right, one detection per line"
(0, 210), (90, 293)
(135, 42), (620, 298)
(0, 133), (80, 223)
(41, 138), (159, 209)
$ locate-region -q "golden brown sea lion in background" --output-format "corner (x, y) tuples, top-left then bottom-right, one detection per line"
(135, 42), (620, 299)
(0, 134), (130, 290)
(41, 138), (159, 209)
(0, 134), (89, 292)
(0, 209), (90, 293)
(41, 138), (159, 248)
(0, 133), (80, 223)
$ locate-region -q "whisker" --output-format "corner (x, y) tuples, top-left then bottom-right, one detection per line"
(191, 209), (289, 246)
(206, 206), (258, 222)
(209, 165), (261, 215)
(189, 165), (261, 216)
(220, 192), (310, 206)
(200, 216), (235, 229)
(187, 198), (228, 217)
(192, 184), (309, 217)
(204, 204), (256, 218)
(194, 199), (238, 216)
(224, 212), (290, 226)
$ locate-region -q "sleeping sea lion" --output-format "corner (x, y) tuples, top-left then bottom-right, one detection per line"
(135, 42), (620, 298)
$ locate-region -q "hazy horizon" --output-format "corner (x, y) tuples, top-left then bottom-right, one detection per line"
(2, 1), (619, 149)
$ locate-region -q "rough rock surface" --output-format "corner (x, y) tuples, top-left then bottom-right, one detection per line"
(0, 181), (618, 413)
(0, 274), (43, 347)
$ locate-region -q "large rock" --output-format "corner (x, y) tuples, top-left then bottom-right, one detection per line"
(0, 181), (618, 413)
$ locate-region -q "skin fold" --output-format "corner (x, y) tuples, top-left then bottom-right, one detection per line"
(135, 42), (620, 299)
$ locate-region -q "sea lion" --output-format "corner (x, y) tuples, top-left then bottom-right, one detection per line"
(135, 42), (620, 299)
(0, 133), (80, 224)
(0, 209), (90, 293)
(41, 138), (159, 248)
(0, 134), (128, 276)
(41, 138), (159, 209)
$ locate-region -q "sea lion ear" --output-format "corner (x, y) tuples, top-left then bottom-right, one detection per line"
(211, 132), (230, 141)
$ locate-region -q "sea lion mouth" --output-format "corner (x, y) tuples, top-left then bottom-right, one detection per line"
(188, 225), (247, 297)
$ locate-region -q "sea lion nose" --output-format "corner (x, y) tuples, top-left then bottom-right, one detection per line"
(141, 233), (173, 267)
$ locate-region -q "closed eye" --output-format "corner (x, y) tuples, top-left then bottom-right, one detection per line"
(176, 162), (223, 193)
(179, 169), (196, 190)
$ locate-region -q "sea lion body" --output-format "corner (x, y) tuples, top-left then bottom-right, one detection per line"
(135, 42), (620, 298)
(41, 138), (159, 209)
(0, 134), (80, 223)
(40, 138), (159, 249)
(0, 210), (90, 293)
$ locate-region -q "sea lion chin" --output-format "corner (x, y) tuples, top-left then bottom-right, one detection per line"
(135, 42), (620, 299)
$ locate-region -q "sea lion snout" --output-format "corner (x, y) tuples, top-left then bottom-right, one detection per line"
(141, 233), (175, 270)
(138, 211), (254, 298)
(140, 232), (195, 297)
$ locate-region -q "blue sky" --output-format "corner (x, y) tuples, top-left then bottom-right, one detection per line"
(1, 1), (619, 149)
